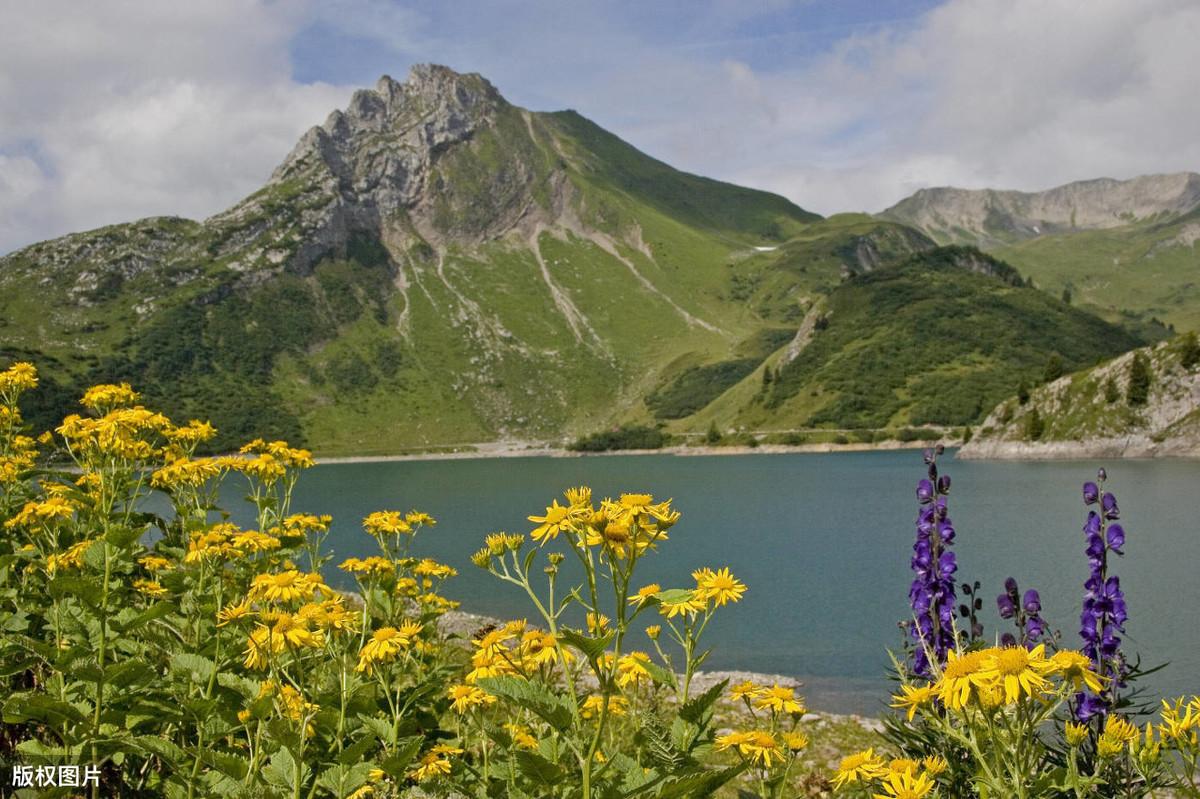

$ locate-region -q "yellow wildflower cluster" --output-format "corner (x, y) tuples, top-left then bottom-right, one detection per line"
(895, 645), (1104, 716)
(248, 570), (328, 603)
(525, 487), (678, 559)
(184, 524), (282, 564)
(408, 744), (462, 781)
(5, 495), (76, 529)
(464, 620), (574, 683)
(58, 406), (172, 461)
(447, 684), (497, 714)
(832, 749), (943, 797)
(356, 622), (423, 675)
(45, 539), (94, 576)
(0, 362), (38, 397)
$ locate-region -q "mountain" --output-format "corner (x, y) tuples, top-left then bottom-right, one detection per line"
(881, 174), (1200, 332)
(0, 65), (1148, 454)
(959, 334), (1200, 459)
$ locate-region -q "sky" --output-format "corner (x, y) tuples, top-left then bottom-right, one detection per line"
(2, 0), (1199, 255)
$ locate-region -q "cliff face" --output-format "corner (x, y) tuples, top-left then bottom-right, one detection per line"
(881, 173), (1200, 247)
(959, 337), (1200, 460)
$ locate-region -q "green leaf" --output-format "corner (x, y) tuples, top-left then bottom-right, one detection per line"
(315, 762), (372, 795)
(558, 628), (614, 662)
(377, 735), (423, 777)
(355, 714), (395, 745)
(678, 679), (725, 726)
(3, 693), (87, 726)
(477, 676), (573, 729)
(651, 765), (745, 799)
(514, 750), (564, 786)
(263, 747), (298, 790)
(170, 652), (216, 684)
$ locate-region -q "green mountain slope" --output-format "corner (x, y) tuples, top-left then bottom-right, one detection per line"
(0, 65), (1153, 453)
(659, 248), (1144, 436)
(960, 334), (1200, 458)
(880, 174), (1200, 332)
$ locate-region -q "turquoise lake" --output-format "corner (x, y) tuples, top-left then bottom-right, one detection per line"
(220, 450), (1200, 715)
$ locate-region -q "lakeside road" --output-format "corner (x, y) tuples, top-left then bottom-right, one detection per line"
(314, 439), (939, 465)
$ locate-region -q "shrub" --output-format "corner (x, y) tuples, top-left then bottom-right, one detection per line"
(1127, 352), (1152, 406)
(567, 424), (669, 452)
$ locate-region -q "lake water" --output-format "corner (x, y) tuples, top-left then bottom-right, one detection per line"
(219, 450), (1200, 716)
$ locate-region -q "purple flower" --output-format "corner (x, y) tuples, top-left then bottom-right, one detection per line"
(1023, 589), (1041, 614)
(906, 451), (959, 677)
(1076, 468), (1129, 719)
(997, 593), (1016, 619)
(1083, 481), (1099, 505)
(1101, 492), (1119, 520)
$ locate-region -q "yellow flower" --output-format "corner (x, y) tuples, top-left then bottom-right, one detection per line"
(5, 496), (76, 529)
(346, 787), (373, 799)
(248, 570), (326, 603)
(645, 625), (661, 640)
(363, 511), (412, 536)
(339, 556), (396, 578)
(1048, 650), (1105, 693)
(872, 768), (935, 799)
(921, 755), (948, 776)
(133, 579), (168, 598)
(730, 680), (763, 702)
(503, 723), (538, 749)
(356, 625), (419, 674)
(586, 612), (610, 634)
(448, 684), (496, 714)
(782, 731), (809, 752)
(889, 758), (919, 776)
(581, 694), (629, 719)
(1065, 721), (1089, 747)
(217, 599), (255, 626)
(528, 500), (572, 543)
(518, 630), (561, 666)
(80, 382), (140, 410)
(934, 649), (988, 711)
(715, 730), (783, 768)
(832, 748), (889, 789)
(1159, 696), (1200, 742)
(404, 510), (436, 527)
(409, 752), (452, 781)
(693, 567), (746, 607)
(891, 683), (937, 721)
(629, 583), (661, 606)
(974, 644), (1054, 705)
(138, 554), (174, 572)
(754, 684), (806, 715)
(151, 457), (223, 490)
(615, 652), (653, 689)
(1100, 715), (1139, 757)
(0, 362), (38, 394)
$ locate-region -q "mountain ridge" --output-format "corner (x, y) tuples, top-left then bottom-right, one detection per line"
(0, 65), (1158, 454)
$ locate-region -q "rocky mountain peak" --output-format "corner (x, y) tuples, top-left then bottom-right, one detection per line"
(881, 171), (1200, 246)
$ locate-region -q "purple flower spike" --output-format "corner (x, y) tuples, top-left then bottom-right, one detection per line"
(1023, 589), (1041, 614)
(1083, 481), (1099, 505)
(906, 451), (959, 677)
(1076, 469), (1129, 719)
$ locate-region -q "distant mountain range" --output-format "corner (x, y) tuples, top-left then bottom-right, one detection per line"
(881, 173), (1200, 332)
(0, 65), (1189, 454)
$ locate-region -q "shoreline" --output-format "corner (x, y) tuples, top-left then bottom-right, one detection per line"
(315, 439), (940, 465)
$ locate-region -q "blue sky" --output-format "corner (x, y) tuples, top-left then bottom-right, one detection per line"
(2, 0), (1199, 253)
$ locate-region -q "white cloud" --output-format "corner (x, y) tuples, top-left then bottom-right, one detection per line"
(0, 0), (352, 253)
(713, 0), (1200, 213)
(2, 0), (1198, 253)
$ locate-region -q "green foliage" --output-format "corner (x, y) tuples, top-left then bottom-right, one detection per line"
(765, 251), (1141, 429)
(547, 110), (818, 240)
(1127, 352), (1152, 406)
(1043, 354), (1065, 383)
(705, 421), (722, 445)
(647, 359), (759, 419)
(1179, 331), (1200, 370)
(1104, 377), (1121, 404)
(568, 425), (670, 452)
(1024, 407), (1045, 441)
